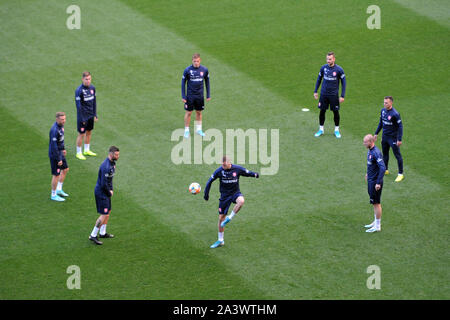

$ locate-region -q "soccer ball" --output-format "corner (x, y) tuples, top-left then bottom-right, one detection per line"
(188, 182), (201, 195)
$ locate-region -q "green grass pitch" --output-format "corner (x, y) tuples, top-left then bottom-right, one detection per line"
(0, 0), (448, 299)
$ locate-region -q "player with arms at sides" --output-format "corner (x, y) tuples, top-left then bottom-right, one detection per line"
(204, 156), (259, 248)
(75, 71), (98, 160)
(313, 52), (346, 138)
(89, 146), (120, 245)
(374, 96), (404, 182)
(181, 53), (210, 138)
(48, 112), (69, 201)
(363, 134), (386, 233)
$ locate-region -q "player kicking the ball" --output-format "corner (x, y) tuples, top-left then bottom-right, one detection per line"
(204, 155), (259, 248)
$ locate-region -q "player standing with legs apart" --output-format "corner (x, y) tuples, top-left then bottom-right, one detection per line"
(75, 71), (98, 160)
(181, 53), (210, 138)
(49, 112), (70, 201)
(374, 96), (404, 182)
(89, 146), (120, 245)
(363, 134), (386, 233)
(313, 52), (346, 138)
(204, 156), (259, 248)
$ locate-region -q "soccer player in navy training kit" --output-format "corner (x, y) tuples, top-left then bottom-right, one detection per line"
(181, 53), (210, 138)
(49, 112), (70, 201)
(374, 96), (404, 182)
(89, 146), (120, 245)
(313, 52), (346, 138)
(75, 71), (98, 160)
(363, 134), (386, 233)
(204, 156), (259, 248)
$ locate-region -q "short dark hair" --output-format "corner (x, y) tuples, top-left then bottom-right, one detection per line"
(109, 146), (120, 153)
(327, 51), (335, 57)
(82, 71), (91, 78)
(384, 96), (394, 102)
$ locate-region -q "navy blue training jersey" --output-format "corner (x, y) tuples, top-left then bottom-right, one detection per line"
(204, 164), (258, 199)
(367, 146), (386, 184)
(375, 107), (403, 141)
(181, 65), (210, 100)
(95, 157), (116, 197)
(75, 84), (97, 122)
(314, 64), (346, 97)
(48, 122), (65, 161)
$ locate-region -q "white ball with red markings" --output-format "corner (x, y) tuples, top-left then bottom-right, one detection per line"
(188, 182), (201, 195)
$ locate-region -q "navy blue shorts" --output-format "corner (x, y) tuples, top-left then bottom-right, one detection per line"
(95, 192), (111, 215)
(318, 95), (340, 111)
(218, 192), (243, 215)
(184, 96), (204, 111)
(368, 181), (383, 204)
(382, 136), (399, 147)
(50, 157), (68, 176)
(77, 117), (94, 134)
